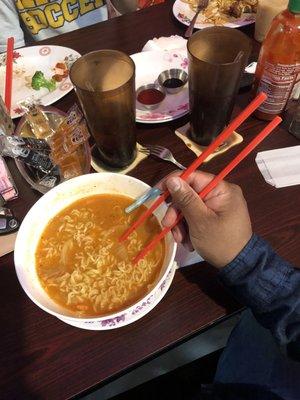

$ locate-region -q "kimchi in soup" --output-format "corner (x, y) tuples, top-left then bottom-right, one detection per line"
(35, 194), (165, 317)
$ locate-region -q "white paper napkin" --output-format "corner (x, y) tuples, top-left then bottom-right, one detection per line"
(142, 35), (187, 53)
(175, 243), (203, 268)
(256, 145), (300, 188)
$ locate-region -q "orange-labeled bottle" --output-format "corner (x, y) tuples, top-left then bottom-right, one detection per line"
(254, 0), (300, 120)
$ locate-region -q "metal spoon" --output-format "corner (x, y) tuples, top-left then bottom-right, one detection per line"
(125, 187), (162, 214)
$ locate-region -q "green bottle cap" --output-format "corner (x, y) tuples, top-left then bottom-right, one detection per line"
(289, 0), (300, 13)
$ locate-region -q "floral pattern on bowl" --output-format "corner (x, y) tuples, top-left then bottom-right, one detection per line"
(58, 263), (177, 330)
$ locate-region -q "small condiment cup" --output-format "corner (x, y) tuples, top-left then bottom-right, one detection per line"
(136, 83), (166, 110)
(158, 69), (188, 94)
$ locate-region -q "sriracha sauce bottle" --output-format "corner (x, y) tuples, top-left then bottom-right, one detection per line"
(253, 0), (300, 120)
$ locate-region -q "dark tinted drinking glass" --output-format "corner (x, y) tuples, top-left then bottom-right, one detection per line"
(70, 50), (136, 169)
(187, 27), (252, 145)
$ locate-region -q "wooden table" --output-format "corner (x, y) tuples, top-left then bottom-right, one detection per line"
(1, 1), (300, 399)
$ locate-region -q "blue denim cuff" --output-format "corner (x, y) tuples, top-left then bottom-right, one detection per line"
(219, 234), (293, 306)
(219, 234), (261, 282)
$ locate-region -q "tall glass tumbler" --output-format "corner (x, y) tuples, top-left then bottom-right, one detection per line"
(70, 50), (136, 169)
(187, 27), (252, 146)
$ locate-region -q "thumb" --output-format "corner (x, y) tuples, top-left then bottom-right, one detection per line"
(166, 177), (206, 223)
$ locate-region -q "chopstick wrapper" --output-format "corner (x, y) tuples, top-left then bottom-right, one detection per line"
(256, 145), (300, 188)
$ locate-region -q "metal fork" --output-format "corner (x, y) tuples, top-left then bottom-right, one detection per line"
(140, 144), (186, 170)
(184, 0), (209, 38)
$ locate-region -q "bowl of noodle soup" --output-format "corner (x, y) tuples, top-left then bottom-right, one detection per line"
(14, 173), (177, 330)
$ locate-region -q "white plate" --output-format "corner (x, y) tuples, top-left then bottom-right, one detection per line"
(0, 45), (80, 119)
(130, 50), (189, 124)
(173, 0), (256, 30)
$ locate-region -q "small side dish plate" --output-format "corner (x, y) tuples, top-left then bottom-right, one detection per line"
(130, 49), (189, 124)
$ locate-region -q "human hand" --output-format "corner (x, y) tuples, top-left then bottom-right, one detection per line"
(158, 171), (253, 268)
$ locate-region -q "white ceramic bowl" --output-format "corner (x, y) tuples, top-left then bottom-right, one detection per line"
(14, 173), (177, 330)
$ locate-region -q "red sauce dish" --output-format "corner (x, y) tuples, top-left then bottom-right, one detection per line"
(136, 84), (166, 110)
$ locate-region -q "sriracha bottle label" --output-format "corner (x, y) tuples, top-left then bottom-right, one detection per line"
(257, 61), (299, 114)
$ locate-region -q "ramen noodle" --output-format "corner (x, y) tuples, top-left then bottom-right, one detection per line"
(35, 194), (165, 317)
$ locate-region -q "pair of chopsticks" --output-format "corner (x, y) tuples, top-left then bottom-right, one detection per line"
(121, 94), (281, 264)
(4, 37), (14, 115)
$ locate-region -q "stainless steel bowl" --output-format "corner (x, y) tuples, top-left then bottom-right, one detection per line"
(158, 69), (188, 94)
(136, 83), (166, 110)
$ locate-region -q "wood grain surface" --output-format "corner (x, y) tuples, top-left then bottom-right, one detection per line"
(1, 1), (299, 399)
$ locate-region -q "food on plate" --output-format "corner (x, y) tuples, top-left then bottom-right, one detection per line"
(31, 71), (56, 92)
(182, 0), (258, 25)
(230, 0), (257, 17)
(35, 194), (165, 317)
(29, 61), (69, 90)
(52, 62), (69, 82)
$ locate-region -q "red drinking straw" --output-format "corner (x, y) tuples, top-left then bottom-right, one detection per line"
(119, 92), (267, 243)
(4, 37), (14, 114)
(133, 115), (282, 264)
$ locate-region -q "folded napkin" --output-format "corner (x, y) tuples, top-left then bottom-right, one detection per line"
(256, 145), (300, 188)
(142, 35), (187, 53)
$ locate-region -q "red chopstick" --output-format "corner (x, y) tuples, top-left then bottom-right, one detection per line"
(133, 115), (282, 264)
(4, 37), (14, 114)
(119, 92), (267, 243)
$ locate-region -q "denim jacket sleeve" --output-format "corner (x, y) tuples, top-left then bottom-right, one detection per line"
(219, 234), (300, 345)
